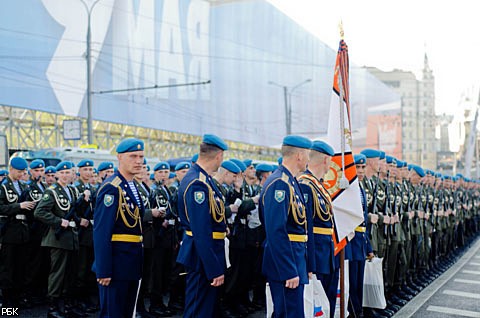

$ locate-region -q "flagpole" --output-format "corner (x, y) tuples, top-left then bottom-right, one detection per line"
(338, 21), (346, 318)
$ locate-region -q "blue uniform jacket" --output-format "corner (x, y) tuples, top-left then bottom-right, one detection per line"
(176, 164), (227, 280)
(92, 172), (144, 281)
(299, 171), (338, 275)
(349, 186), (373, 261)
(259, 165), (308, 284)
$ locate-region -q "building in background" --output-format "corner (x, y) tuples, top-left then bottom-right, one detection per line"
(0, 0), (399, 159)
(366, 53), (437, 169)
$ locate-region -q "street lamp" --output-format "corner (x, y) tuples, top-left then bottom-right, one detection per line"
(80, 0), (102, 145)
(268, 79), (312, 135)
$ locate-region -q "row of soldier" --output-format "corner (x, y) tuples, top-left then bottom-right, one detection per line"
(357, 149), (480, 318)
(0, 134), (479, 318)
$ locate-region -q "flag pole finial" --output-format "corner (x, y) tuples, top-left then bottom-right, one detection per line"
(339, 20), (344, 39)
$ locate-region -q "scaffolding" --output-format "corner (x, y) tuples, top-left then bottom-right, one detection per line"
(0, 105), (280, 161)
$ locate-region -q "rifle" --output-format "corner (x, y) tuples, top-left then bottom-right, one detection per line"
(413, 183), (424, 228)
(371, 173), (380, 215)
(391, 175), (398, 237)
(384, 170), (394, 238)
(54, 193), (83, 240)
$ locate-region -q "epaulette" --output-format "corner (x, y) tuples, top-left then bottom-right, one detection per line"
(49, 184), (57, 189)
(74, 181), (80, 186)
(199, 172), (207, 182)
(1, 178), (8, 185)
(111, 177), (122, 187)
(281, 172), (289, 183)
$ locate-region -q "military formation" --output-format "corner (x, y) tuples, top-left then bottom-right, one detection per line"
(355, 149), (480, 318)
(0, 135), (478, 318)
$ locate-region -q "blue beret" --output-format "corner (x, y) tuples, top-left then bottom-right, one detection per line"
(379, 151), (386, 160)
(191, 153), (199, 163)
(396, 160), (403, 168)
(30, 159), (45, 169)
(425, 169), (434, 176)
(256, 163), (274, 172)
(0, 169), (8, 176)
(93, 168), (98, 174)
(272, 164), (279, 170)
(69, 161), (75, 167)
(116, 138), (144, 153)
(243, 159), (253, 167)
(311, 140), (334, 156)
(230, 158), (247, 172)
(77, 159), (94, 168)
(56, 161), (73, 171)
(10, 157), (28, 170)
(282, 135), (312, 149)
(354, 154), (366, 165)
(175, 161), (191, 171)
(154, 161), (170, 171)
(221, 161), (241, 174)
(386, 156), (396, 165)
(169, 172), (176, 179)
(435, 172), (442, 178)
(455, 173), (464, 179)
(44, 166), (56, 174)
(150, 173), (155, 180)
(360, 149), (380, 158)
(277, 157), (283, 165)
(146, 165), (151, 172)
(143, 158), (147, 165)
(203, 134), (228, 151)
(410, 164), (425, 177)
(98, 161), (114, 171)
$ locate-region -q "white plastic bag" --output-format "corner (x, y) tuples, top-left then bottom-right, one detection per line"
(266, 283), (273, 317)
(312, 275), (330, 318)
(304, 279), (314, 317)
(267, 278), (330, 318)
(224, 237), (231, 268)
(362, 257), (386, 309)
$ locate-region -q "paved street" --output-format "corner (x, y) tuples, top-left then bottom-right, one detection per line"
(18, 238), (480, 318)
(395, 238), (480, 318)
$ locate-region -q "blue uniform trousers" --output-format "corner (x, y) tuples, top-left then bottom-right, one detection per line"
(183, 268), (219, 318)
(318, 269), (339, 318)
(269, 280), (304, 318)
(98, 279), (140, 318)
(348, 260), (366, 316)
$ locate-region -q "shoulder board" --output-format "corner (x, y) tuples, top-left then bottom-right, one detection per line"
(111, 177), (122, 187)
(199, 172), (207, 183)
(49, 184), (57, 189)
(1, 178), (7, 185)
(281, 172), (289, 183)
(74, 181), (81, 186)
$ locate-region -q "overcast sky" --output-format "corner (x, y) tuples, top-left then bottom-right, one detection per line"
(268, 0), (480, 116)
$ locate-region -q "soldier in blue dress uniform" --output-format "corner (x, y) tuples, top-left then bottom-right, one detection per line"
(176, 134), (229, 318)
(260, 135), (312, 317)
(348, 154), (374, 318)
(298, 140), (338, 318)
(93, 138), (145, 318)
